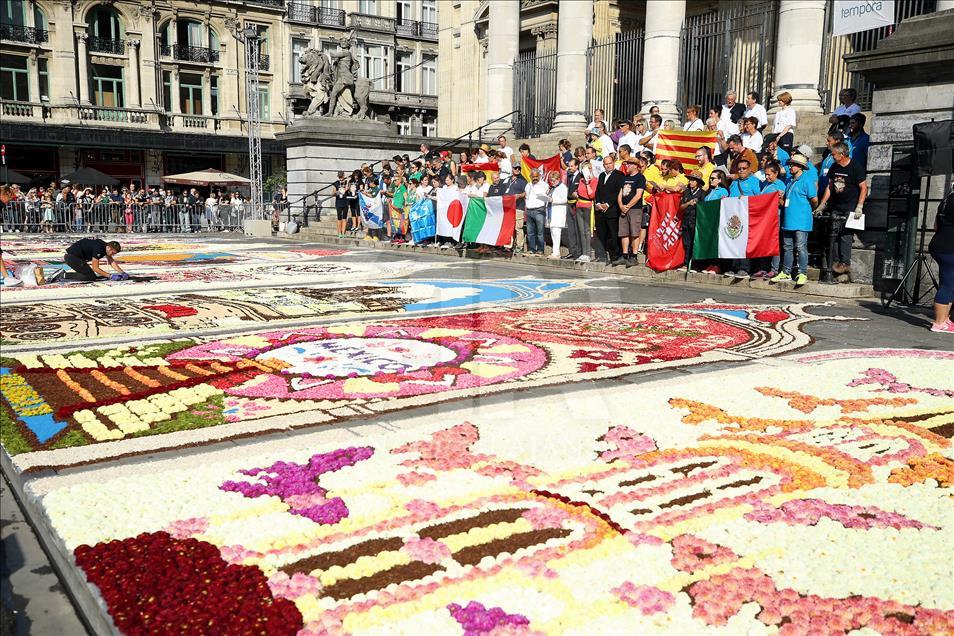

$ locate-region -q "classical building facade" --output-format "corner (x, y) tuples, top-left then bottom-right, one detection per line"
(0, 0), (438, 187)
(438, 0), (948, 140)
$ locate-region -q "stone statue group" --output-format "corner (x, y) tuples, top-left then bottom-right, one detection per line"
(300, 29), (371, 119)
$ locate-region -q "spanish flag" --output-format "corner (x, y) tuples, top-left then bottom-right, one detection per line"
(461, 161), (499, 183)
(655, 130), (718, 171)
(520, 154), (563, 182)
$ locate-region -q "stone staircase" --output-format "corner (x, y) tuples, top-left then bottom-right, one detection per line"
(286, 217), (873, 299)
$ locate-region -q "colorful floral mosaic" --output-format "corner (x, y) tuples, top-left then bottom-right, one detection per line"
(2, 302), (830, 471)
(0, 279), (571, 344)
(30, 349), (953, 634)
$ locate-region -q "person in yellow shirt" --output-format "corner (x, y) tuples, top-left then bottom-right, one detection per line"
(694, 146), (715, 190)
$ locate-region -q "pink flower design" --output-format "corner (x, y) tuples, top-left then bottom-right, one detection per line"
(396, 471), (437, 486)
(612, 582), (676, 615)
(163, 516), (209, 539)
(599, 426), (657, 463)
(521, 506), (569, 530)
(267, 571), (323, 598)
(670, 534), (739, 573)
(402, 537), (451, 564)
(744, 498), (933, 531)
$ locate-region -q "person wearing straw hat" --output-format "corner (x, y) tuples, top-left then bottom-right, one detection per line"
(771, 153), (817, 286)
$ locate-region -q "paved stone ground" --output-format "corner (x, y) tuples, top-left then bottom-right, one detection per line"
(0, 235), (947, 633)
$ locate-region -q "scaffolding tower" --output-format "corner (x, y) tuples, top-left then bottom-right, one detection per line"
(237, 25), (264, 216)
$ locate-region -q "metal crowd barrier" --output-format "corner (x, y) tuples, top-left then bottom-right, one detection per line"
(0, 201), (283, 234)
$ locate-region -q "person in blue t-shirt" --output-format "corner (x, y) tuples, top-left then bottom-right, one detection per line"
(848, 114), (870, 170)
(771, 153), (818, 286)
(728, 159), (760, 197)
(759, 162), (787, 277)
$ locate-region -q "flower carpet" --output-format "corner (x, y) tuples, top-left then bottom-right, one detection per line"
(0, 279), (573, 345)
(2, 302), (831, 473)
(23, 348), (954, 635)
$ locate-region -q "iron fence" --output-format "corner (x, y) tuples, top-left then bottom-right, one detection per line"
(0, 201), (277, 234)
(678, 1), (776, 116)
(513, 49), (558, 138)
(586, 30), (644, 127)
(0, 24), (48, 44)
(819, 0), (936, 112)
(87, 37), (124, 54)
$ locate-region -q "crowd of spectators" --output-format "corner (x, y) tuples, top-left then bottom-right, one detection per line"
(339, 88), (871, 285)
(0, 181), (274, 234)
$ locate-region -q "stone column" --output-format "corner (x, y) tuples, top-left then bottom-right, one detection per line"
(550, 0), (593, 134)
(27, 50), (41, 102)
(126, 39), (141, 107)
(75, 32), (91, 103)
(48, 2), (77, 107)
(640, 0), (684, 122)
(483, 0), (519, 138)
(201, 68), (212, 116)
(772, 0), (826, 113)
(170, 68), (181, 114)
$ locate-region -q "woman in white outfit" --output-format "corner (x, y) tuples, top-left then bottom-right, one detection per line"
(545, 170), (568, 259)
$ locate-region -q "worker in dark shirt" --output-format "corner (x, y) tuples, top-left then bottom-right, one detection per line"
(64, 238), (125, 281)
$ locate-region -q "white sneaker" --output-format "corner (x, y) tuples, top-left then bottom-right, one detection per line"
(2, 277), (23, 287)
(577, 255), (591, 263)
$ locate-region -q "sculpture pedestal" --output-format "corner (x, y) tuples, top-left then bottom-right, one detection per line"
(277, 117), (455, 216)
(243, 219), (273, 238)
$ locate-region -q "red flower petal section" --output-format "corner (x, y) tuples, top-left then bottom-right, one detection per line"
(74, 531), (302, 636)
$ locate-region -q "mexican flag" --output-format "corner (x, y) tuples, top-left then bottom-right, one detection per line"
(693, 193), (780, 260)
(436, 187), (467, 240)
(461, 196), (517, 246)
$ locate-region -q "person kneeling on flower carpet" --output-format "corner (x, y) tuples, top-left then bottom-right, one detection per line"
(63, 238), (126, 281)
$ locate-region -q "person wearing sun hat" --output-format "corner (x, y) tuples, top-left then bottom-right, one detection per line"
(771, 152), (818, 286)
(679, 171), (707, 270)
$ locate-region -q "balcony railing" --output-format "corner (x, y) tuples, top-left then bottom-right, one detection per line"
(0, 23), (49, 44)
(1, 100), (38, 118)
(287, 3), (346, 28)
(349, 12), (395, 33)
(394, 17), (438, 40)
(244, 0), (285, 7)
(77, 106), (154, 124)
(88, 37), (125, 54)
(160, 44), (220, 63)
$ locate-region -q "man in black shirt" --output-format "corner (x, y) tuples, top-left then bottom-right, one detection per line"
(594, 155), (625, 264)
(617, 158), (646, 266)
(332, 171), (350, 237)
(816, 141), (868, 277)
(64, 238), (125, 281)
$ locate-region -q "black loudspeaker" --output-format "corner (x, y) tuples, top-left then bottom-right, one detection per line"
(913, 120), (954, 177)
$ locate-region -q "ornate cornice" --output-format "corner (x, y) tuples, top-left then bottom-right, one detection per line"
(531, 22), (558, 41)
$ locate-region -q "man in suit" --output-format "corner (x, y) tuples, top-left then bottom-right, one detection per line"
(594, 155), (625, 264)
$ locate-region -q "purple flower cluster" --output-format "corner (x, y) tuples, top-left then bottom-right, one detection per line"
(220, 446), (374, 524)
(745, 498), (933, 530)
(447, 601), (530, 635)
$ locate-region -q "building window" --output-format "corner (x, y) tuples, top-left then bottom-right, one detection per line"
(38, 57), (48, 99)
(320, 0), (342, 8)
(91, 64), (124, 107)
(361, 43), (389, 91)
(422, 0), (437, 24)
(291, 38), (309, 84)
(395, 116), (410, 136)
(162, 70), (171, 111)
(211, 75), (218, 115)
(0, 54), (29, 101)
(34, 5), (46, 30)
(395, 50), (415, 94)
(359, 0), (377, 15)
(396, 1), (413, 21)
(87, 7), (123, 40)
(179, 72), (203, 115)
(1, 0), (26, 26)
(423, 116), (436, 137)
(258, 84), (270, 120)
(422, 55), (437, 96)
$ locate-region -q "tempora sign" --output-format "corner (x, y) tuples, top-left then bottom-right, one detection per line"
(832, 0), (896, 37)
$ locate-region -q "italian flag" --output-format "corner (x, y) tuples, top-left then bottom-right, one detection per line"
(461, 196), (517, 246)
(692, 193), (780, 260)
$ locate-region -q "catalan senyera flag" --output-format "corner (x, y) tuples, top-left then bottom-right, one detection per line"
(655, 130), (718, 172)
(461, 162), (499, 183)
(520, 154), (563, 182)
(693, 193), (780, 260)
